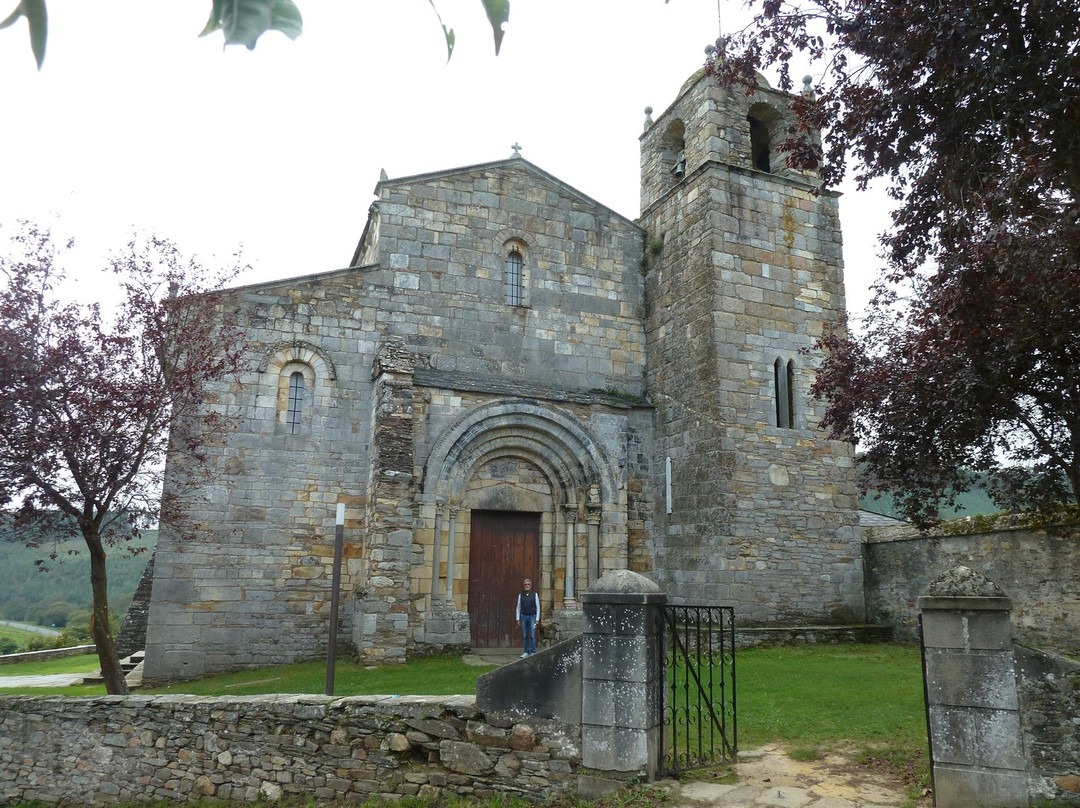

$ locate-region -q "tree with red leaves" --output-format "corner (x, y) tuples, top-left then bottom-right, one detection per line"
(710, 0), (1080, 525)
(0, 223), (244, 693)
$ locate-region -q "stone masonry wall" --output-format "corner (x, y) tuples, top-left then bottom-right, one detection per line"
(639, 72), (862, 624)
(146, 157), (648, 681)
(116, 552), (154, 658)
(864, 518), (1080, 655)
(1015, 645), (1080, 805)
(0, 695), (579, 806)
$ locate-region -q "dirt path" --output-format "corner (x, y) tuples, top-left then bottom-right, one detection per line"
(653, 743), (930, 808)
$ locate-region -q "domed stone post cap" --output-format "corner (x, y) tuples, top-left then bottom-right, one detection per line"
(918, 566), (1012, 611)
(581, 569), (665, 604)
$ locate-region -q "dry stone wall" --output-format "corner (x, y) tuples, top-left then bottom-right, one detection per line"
(0, 694), (579, 806)
(864, 518), (1080, 656)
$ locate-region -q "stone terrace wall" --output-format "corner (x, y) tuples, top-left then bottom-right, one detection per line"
(0, 694), (579, 806)
(864, 517), (1080, 655)
(0, 644), (95, 666)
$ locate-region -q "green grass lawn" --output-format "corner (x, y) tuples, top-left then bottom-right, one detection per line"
(145, 654), (499, 697)
(737, 643), (926, 748)
(0, 643), (927, 755)
(0, 651), (100, 677)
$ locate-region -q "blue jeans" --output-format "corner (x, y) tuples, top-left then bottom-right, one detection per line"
(520, 615), (537, 654)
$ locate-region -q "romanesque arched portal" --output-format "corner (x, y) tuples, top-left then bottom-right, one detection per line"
(420, 399), (618, 646)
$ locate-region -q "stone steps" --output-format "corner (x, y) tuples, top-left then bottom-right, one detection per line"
(81, 650), (144, 687)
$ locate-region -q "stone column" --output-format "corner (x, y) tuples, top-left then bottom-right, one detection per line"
(429, 501), (444, 608)
(563, 505), (578, 607)
(444, 505), (459, 607)
(586, 506), (601, 587)
(579, 569), (665, 790)
(355, 338), (419, 664)
(918, 566), (1027, 808)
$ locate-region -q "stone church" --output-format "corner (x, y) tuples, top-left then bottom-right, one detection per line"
(143, 68), (862, 681)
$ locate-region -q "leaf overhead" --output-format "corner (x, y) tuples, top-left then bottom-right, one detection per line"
(0, 0), (47, 68)
(200, 0), (303, 50)
(480, 0), (510, 54)
(426, 0), (455, 62)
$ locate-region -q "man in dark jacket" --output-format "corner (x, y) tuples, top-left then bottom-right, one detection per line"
(515, 578), (540, 657)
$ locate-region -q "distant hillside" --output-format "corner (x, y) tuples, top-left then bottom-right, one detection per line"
(0, 532), (156, 629)
(858, 466), (1000, 521)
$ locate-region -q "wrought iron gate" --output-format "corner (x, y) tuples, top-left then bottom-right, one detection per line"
(660, 604), (737, 775)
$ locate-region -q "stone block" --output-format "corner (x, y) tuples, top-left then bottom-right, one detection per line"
(576, 774), (627, 799)
(973, 710), (1025, 770)
(582, 725), (651, 773)
(922, 610), (1013, 650)
(933, 764), (1027, 808)
(582, 679), (614, 725)
(924, 649), (1019, 709)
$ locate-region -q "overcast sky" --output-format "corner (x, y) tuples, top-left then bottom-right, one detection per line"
(1, 0), (891, 316)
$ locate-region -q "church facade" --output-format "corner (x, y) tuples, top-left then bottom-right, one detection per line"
(143, 70), (862, 681)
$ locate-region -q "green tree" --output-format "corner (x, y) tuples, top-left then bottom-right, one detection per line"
(0, 223), (245, 693)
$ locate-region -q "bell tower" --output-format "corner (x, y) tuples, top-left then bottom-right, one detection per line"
(639, 66), (864, 623)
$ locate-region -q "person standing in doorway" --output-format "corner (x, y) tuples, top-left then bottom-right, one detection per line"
(515, 578), (539, 657)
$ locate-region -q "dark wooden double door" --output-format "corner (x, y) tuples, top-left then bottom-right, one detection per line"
(468, 510), (540, 648)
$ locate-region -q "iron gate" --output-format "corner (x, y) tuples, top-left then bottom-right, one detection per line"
(660, 604), (737, 775)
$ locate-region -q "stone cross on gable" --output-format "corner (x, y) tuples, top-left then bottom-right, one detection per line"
(511, 142), (522, 157)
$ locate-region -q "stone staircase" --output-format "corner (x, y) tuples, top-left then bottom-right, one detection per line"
(81, 650), (144, 688)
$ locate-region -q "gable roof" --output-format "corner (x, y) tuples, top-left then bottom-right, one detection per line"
(376, 155), (641, 232)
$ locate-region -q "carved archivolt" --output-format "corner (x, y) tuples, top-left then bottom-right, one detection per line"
(422, 398), (616, 507)
(258, 340), (337, 381)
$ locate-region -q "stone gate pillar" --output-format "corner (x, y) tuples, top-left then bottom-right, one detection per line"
(580, 569), (665, 786)
(918, 566), (1026, 808)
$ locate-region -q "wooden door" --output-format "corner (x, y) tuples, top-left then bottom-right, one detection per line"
(468, 510), (540, 648)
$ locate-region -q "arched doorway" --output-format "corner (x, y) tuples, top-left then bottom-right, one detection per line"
(467, 510), (540, 648)
(420, 398), (619, 647)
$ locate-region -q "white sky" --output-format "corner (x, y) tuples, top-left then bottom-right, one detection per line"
(0, 0), (891, 316)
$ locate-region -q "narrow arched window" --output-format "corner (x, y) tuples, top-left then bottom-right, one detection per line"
(786, 359), (796, 428)
(286, 371), (305, 434)
(663, 119), (687, 178)
(774, 358), (793, 429)
(505, 249), (524, 306)
(749, 116), (771, 172)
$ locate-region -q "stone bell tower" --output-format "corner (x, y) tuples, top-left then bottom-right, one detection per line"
(638, 66), (864, 624)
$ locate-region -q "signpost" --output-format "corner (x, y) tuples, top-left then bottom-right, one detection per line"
(326, 502), (345, 696)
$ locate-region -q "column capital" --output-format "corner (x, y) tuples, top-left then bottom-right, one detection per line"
(585, 506), (601, 526)
(563, 503), (578, 522)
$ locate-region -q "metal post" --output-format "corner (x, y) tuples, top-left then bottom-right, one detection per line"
(326, 502), (345, 696)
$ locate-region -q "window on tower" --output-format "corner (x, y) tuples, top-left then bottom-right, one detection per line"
(747, 102), (783, 174)
(749, 116), (771, 172)
(774, 358), (796, 429)
(663, 119), (687, 179)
